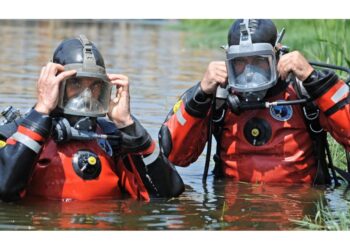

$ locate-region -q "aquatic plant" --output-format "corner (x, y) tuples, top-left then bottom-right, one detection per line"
(292, 199), (350, 230)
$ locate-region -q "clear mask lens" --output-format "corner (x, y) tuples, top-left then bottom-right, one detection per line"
(59, 77), (111, 117)
(65, 88), (103, 112)
(236, 64), (270, 87)
(228, 54), (276, 93)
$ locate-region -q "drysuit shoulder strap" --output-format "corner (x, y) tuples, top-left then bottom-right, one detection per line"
(292, 78), (310, 99)
(211, 101), (228, 178)
(292, 79), (334, 184)
(292, 79), (322, 138)
(292, 78), (318, 118)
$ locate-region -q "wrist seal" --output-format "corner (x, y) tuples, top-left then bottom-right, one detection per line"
(184, 82), (213, 118)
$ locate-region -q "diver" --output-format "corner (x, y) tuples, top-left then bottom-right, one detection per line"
(159, 19), (350, 184)
(0, 35), (184, 202)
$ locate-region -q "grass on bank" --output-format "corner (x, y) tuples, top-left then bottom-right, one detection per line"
(293, 199), (350, 230)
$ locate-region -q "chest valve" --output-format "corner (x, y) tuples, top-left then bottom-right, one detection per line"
(72, 150), (101, 180)
(243, 117), (272, 146)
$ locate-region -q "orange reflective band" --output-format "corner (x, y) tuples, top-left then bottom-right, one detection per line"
(18, 125), (45, 142)
(138, 140), (155, 156)
(316, 80), (349, 111)
(6, 138), (16, 145)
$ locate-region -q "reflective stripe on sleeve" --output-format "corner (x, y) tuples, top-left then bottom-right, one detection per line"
(142, 142), (160, 165)
(175, 108), (187, 126)
(11, 132), (41, 153)
(331, 84), (349, 103)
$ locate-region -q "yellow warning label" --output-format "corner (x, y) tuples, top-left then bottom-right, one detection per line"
(0, 140), (6, 148)
(173, 99), (183, 114)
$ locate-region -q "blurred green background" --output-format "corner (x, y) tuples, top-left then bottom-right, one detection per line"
(175, 20), (350, 67)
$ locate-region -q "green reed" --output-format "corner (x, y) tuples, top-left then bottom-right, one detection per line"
(176, 20), (350, 71)
(292, 199), (350, 230)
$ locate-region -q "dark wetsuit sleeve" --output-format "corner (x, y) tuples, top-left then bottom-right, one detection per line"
(118, 116), (153, 154)
(0, 109), (52, 201)
(303, 70), (350, 151)
(115, 116), (184, 199)
(159, 83), (212, 167)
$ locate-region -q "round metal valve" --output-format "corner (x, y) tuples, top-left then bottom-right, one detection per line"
(72, 150), (101, 180)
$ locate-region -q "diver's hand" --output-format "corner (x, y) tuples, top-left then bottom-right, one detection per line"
(34, 63), (76, 115)
(277, 51), (314, 81)
(107, 74), (134, 128)
(200, 61), (228, 95)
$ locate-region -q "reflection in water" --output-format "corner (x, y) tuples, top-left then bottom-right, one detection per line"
(0, 20), (349, 230)
(0, 181), (328, 230)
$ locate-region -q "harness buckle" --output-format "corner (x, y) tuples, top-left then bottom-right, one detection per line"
(309, 123), (323, 134)
(212, 108), (226, 123)
(303, 106), (319, 121)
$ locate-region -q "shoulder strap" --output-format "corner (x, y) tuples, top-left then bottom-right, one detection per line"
(292, 79), (323, 138)
(211, 100), (227, 178)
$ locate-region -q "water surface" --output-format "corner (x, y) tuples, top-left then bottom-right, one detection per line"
(0, 20), (349, 230)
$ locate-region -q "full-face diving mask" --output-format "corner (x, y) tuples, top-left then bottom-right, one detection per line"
(57, 35), (111, 117)
(225, 19), (277, 101)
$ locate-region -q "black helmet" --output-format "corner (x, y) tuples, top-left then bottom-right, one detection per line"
(228, 19), (277, 46)
(225, 19), (279, 102)
(53, 35), (111, 118)
(53, 36), (105, 69)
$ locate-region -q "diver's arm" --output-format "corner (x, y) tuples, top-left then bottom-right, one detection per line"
(117, 150), (185, 200)
(159, 83), (212, 167)
(278, 51), (350, 150)
(118, 116), (152, 153)
(0, 63), (74, 201)
(106, 74), (184, 199)
(0, 109), (51, 201)
(117, 117), (185, 199)
(303, 69), (350, 151)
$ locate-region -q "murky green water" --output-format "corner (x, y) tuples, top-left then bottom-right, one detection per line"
(0, 20), (349, 230)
